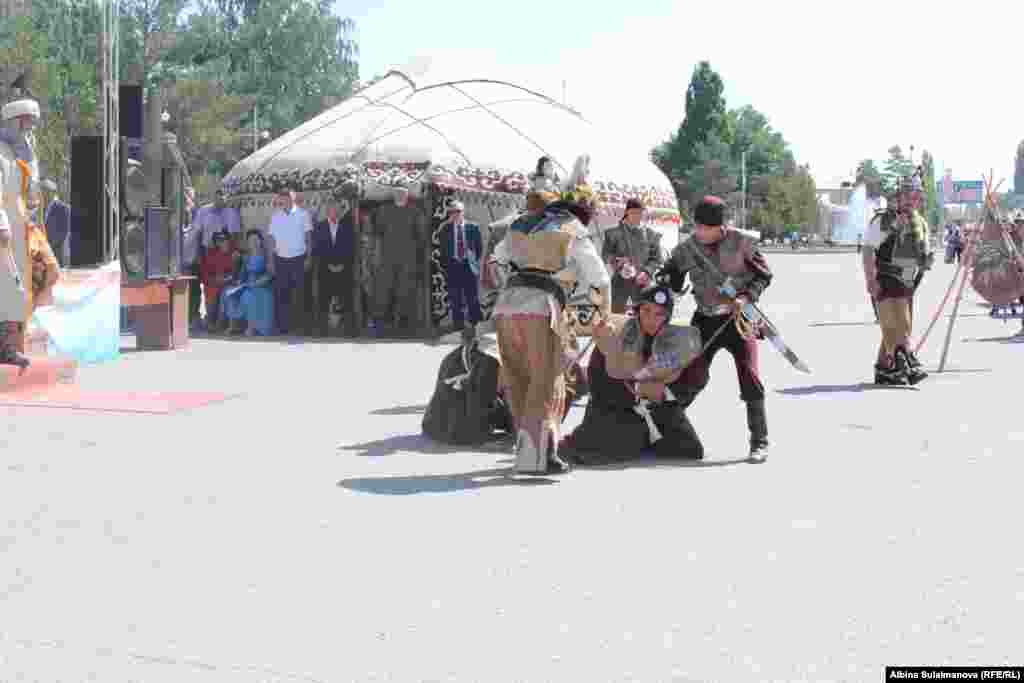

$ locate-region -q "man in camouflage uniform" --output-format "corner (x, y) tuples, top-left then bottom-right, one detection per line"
(601, 198), (664, 313)
(373, 186), (428, 335)
(862, 176), (933, 385)
(660, 196), (774, 462)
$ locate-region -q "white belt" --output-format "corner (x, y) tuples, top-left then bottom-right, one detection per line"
(634, 386), (677, 443)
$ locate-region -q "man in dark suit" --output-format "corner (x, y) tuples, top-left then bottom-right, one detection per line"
(439, 200), (483, 332)
(40, 179), (71, 267)
(311, 201), (356, 337)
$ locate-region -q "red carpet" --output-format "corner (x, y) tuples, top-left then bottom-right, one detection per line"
(0, 385), (238, 414)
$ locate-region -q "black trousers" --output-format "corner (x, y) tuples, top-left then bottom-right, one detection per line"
(673, 311), (765, 405)
(316, 267), (353, 335)
(563, 347), (703, 462)
(187, 263), (202, 323)
(274, 255), (307, 334)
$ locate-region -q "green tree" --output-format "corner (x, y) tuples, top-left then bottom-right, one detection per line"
(652, 60), (726, 193)
(0, 15), (72, 192)
(174, 0), (359, 136)
(718, 104), (791, 178)
(162, 77), (254, 183)
(919, 150), (942, 229)
(880, 145), (914, 195)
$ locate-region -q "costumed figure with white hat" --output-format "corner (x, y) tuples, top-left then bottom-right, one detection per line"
(492, 166), (611, 475)
(659, 196), (775, 462)
(560, 283), (704, 465)
(601, 197), (664, 313)
(861, 174), (934, 385)
(0, 94), (47, 364)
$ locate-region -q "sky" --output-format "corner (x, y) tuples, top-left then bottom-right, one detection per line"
(333, 0), (1024, 191)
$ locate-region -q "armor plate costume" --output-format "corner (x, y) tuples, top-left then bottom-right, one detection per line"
(561, 284), (705, 464)
(862, 175), (934, 385)
(492, 178), (611, 475)
(660, 196), (774, 461)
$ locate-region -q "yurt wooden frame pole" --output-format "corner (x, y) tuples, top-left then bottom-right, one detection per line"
(932, 170), (1021, 372)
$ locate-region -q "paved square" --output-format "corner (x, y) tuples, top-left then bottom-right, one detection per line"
(2, 253), (1021, 681)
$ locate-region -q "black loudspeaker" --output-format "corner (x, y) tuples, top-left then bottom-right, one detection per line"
(143, 206), (179, 279)
(69, 135), (105, 267)
(119, 84), (144, 140)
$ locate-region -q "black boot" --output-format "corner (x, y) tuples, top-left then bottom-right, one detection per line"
(874, 362), (908, 386)
(897, 346), (928, 385)
(746, 399), (769, 463)
(545, 433), (571, 474)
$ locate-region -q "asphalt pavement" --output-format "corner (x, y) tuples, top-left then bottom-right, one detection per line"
(2, 252), (1022, 682)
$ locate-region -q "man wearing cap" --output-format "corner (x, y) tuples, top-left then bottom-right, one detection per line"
(561, 283), (704, 464)
(660, 196), (775, 462)
(0, 95), (41, 356)
(601, 198), (664, 313)
(373, 186), (428, 335)
(862, 178), (933, 385)
(193, 189), (242, 329)
(438, 200), (483, 333)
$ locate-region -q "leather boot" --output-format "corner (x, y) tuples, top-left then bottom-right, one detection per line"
(897, 346), (927, 385)
(746, 399), (769, 463)
(874, 359), (908, 386)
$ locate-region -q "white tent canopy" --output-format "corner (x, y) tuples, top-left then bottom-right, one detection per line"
(223, 56), (676, 216)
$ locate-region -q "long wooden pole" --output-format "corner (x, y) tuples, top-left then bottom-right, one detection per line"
(937, 234), (974, 372)
(915, 255), (965, 353)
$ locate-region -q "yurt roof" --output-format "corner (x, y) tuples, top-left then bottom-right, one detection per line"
(223, 56), (677, 213)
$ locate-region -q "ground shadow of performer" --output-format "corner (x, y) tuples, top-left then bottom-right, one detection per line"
(338, 468), (558, 495)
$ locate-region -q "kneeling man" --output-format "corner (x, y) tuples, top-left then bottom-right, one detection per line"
(561, 284), (704, 465)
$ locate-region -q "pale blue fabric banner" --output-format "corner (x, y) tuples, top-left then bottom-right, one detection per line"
(31, 261), (121, 365)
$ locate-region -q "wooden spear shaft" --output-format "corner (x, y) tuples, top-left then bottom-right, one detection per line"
(936, 238), (974, 372)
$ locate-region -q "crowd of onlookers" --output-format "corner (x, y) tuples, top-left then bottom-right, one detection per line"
(174, 187), (433, 339)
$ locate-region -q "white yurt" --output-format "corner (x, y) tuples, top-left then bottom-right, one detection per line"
(222, 56), (679, 332)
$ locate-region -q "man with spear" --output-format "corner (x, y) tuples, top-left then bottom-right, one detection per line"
(861, 175), (934, 385)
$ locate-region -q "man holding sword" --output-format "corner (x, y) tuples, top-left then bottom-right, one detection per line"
(659, 196), (775, 462)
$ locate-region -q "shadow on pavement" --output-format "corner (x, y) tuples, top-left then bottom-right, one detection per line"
(576, 455), (751, 470)
(777, 383), (919, 396)
(930, 368), (993, 373)
(807, 321), (878, 328)
(338, 467), (558, 495)
(339, 432), (512, 457)
(965, 335), (1024, 344)
(370, 404), (427, 416)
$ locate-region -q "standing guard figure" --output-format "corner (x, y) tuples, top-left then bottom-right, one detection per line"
(862, 175), (934, 385)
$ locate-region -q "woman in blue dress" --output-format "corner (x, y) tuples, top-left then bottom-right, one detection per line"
(223, 229), (275, 336)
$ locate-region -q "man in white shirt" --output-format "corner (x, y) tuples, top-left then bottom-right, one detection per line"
(293, 192), (316, 330)
(268, 189), (313, 335)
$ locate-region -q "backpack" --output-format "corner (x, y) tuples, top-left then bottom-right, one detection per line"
(422, 342), (513, 445)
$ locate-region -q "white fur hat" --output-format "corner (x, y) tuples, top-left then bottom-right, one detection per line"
(1, 98), (41, 121)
